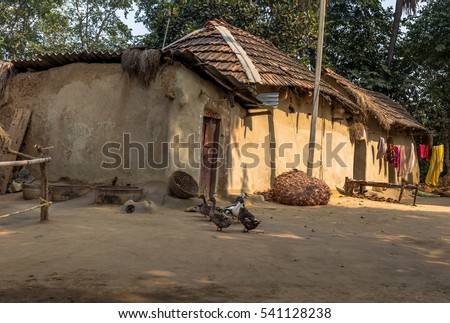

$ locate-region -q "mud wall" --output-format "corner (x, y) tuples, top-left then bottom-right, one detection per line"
(364, 117), (420, 184)
(1, 62), (225, 186)
(224, 90), (355, 194)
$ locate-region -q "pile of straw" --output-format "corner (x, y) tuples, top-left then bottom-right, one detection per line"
(121, 49), (162, 86)
(0, 125), (11, 151)
(0, 61), (15, 102)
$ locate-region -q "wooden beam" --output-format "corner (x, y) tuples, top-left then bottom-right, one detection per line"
(246, 111), (272, 117)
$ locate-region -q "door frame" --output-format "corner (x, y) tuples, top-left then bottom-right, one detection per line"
(200, 114), (221, 198)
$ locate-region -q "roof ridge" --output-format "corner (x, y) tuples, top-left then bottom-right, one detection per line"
(213, 24), (261, 84)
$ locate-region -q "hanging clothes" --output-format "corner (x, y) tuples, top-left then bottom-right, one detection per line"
(418, 144), (425, 159)
(425, 145), (445, 186)
(406, 143), (416, 175)
(418, 144), (430, 160)
(377, 137), (386, 159)
(393, 146), (399, 168)
(398, 145), (406, 177)
(385, 144), (395, 164)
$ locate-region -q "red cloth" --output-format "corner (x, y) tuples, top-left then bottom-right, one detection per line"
(418, 144), (430, 160)
(418, 144), (425, 159)
(394, 146), (399, 168)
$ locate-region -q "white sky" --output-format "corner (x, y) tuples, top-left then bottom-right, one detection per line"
(120, 0), (401, 37)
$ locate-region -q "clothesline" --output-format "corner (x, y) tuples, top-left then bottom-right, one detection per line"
(376, 136), (445, 184)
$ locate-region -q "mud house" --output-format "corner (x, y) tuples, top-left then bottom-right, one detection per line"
(321, 68), (429, 185)
(0, 19), (427, 197)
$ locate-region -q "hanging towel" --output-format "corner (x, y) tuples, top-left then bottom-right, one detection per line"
(425, 145), (444, 186)
(377, 137), (387, 159)
(406, 143), (416, 174)
(398, 145), (406, 177)
(393, 146), (399, 168)
(426, 145), (429, 161)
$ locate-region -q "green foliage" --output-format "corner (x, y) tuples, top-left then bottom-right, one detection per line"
(134, 0), (321, 64)
(65, 0), (134, 52)
(324, 0), (393, 91)
(391, 0), (449, 143)
(0, 0), (135, 60)
(0, 0), (69, 60)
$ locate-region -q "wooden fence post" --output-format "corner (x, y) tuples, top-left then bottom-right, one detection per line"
(40, 160), (49, 222)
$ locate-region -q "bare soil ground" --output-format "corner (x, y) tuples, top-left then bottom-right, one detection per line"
(0, 189), (449, 303)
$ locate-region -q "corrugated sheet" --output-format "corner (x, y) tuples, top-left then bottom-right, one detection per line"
(12, 51), (121, 71)
(257, 92), (279, 108)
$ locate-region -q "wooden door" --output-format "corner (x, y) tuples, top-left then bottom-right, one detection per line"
(353, 139), (366, 180)
(200, 117), (220, 198)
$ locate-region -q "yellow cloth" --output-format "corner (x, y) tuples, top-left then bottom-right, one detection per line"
(425, 145), (444, 186)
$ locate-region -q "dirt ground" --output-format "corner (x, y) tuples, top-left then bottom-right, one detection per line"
(0, 188), (449, 303)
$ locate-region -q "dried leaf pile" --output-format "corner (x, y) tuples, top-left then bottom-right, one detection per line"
(270, 169), (331, 206)
(255, 189), (274, 202)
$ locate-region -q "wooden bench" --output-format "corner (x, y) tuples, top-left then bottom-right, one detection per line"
(344, 177), (419, 206)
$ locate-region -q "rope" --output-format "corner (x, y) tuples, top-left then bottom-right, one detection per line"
(0, 198), (53, 219)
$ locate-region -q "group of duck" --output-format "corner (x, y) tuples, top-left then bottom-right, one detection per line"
(191, 193), (261, 232)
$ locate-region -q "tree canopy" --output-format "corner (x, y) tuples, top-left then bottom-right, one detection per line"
(0, 0), (134, 60)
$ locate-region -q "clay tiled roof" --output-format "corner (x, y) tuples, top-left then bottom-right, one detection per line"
(165, 19), (362, 114)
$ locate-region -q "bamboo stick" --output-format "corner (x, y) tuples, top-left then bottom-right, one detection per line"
(4, 147), (37, 160)
(0, 157), (51, 167)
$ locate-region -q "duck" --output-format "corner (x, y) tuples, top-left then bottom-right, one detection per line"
(238, 207), (261, 232)
(194, 194), (212, 218)
(224, 193), (248, 219)
(209, 196), (233, 231)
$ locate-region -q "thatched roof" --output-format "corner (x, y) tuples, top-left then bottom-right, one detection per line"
(322, 68), (428, 134)
(165, 19), (362, 114)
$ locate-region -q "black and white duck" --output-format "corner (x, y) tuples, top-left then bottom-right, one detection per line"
(238, 207), (261, 232)
(209, 196), (233, 231)
(224, 193), (248, 219)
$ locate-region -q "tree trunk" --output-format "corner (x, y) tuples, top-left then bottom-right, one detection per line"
(444, 122), (450, 178)
(387, 0), (403, 67)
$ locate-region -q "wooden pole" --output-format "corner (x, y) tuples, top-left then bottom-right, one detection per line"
(398, 178), (406, 203)
(307, 0), (327, 177)
(40, 160), (49, 222)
